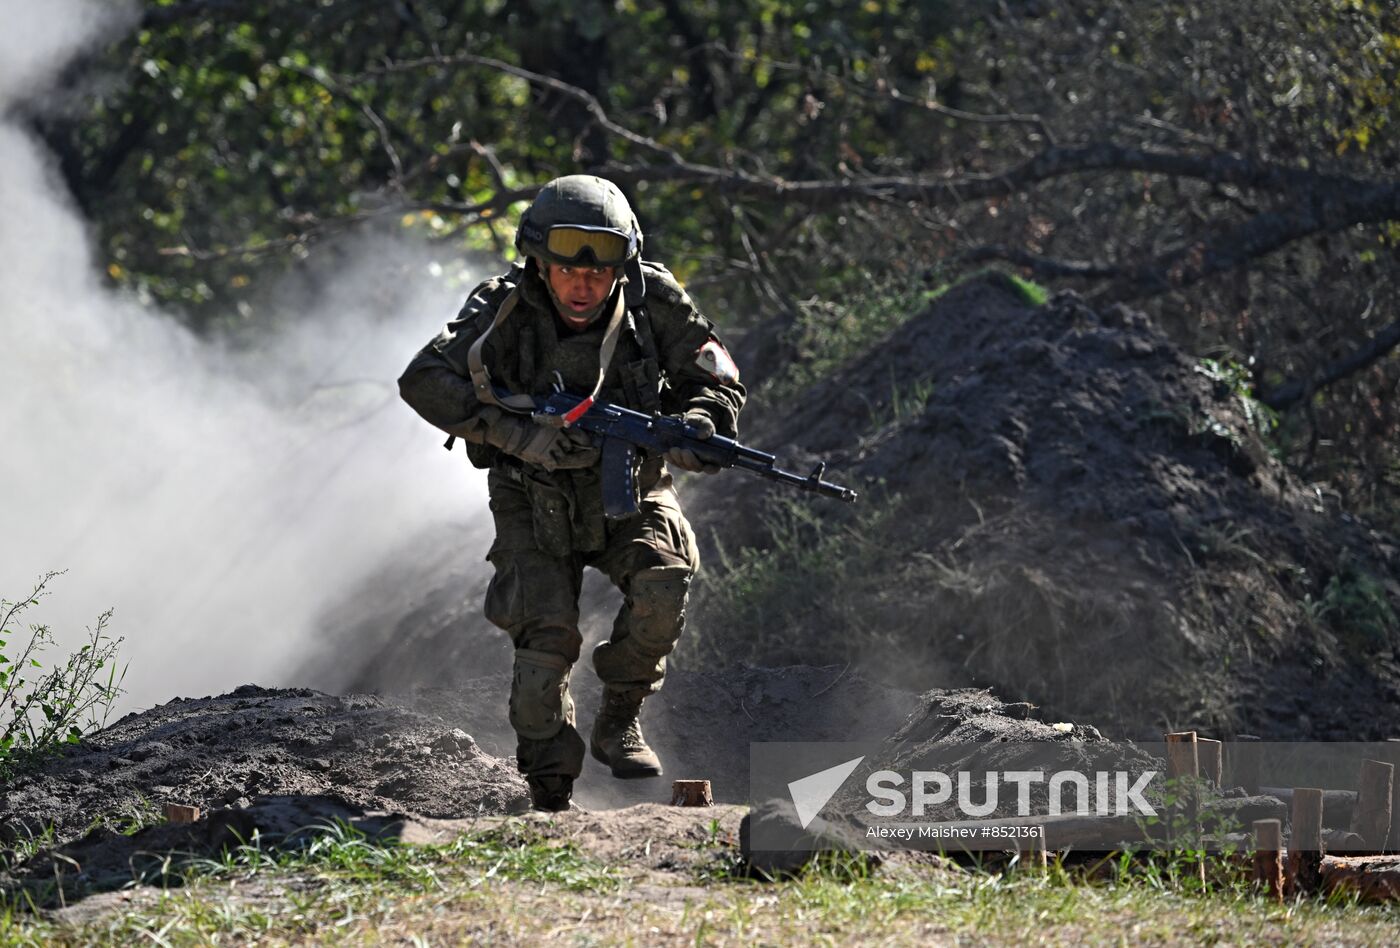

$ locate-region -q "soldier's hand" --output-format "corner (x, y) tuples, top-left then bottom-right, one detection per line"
(549, 425), (601, 469)
(492, 417), (599, 471)
(665, 411), (721, 474)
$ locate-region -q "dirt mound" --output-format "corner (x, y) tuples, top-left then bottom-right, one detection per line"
(0, 666), (918, 859)
(2, 677), (1068, 909)
(686, 273), (1400, 740)
(0, 684), (528, 851)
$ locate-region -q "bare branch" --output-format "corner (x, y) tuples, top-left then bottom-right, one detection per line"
(1260, 315), (1400, 410)
(960, 246), (1124, 279)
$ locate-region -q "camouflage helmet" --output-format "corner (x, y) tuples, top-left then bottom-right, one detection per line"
(516, 175), (643, 268)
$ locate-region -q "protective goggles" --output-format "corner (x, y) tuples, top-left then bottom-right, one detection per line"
(542, 225), (638, 267)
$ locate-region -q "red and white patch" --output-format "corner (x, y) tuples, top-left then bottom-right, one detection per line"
(694, 338), (740, 384)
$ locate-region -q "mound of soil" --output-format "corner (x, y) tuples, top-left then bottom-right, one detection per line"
(298, 272), (1399, 743)
(688, 273), (1400, 740)
(0, 684), (528, 850)
(2, 676), (1077, 909)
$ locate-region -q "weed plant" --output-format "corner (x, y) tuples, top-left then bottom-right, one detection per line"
(0, 572), (126, 784)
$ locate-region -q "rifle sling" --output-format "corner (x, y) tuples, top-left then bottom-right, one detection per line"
(465, 278), (628, 428)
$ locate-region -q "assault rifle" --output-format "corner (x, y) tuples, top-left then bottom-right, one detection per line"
(520, 387), (858, 518)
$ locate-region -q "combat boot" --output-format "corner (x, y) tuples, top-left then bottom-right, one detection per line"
(590, 689), (662, 778)
(526, 774), (574, 812)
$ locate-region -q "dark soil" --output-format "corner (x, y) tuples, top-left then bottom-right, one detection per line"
(685, 273), (1400, 741)
(0, 675), (1063, 909)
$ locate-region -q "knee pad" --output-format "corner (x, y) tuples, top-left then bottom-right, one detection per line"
(509, 649), (574, 741)
(626, 565), (692, 652)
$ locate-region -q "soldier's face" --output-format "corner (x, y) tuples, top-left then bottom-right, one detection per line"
(544, 262), (617, 330)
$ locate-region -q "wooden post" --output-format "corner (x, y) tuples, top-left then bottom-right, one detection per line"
(1387, 740), (1400, 853)
(1252, 819), (1284, 903)
(164, 803), (201, 824)
(1351, 759), (1394, 852)
(1165, 732), (1200, 835)
(671, 779), (714, 807)
(1288, 788), (1325, 895)
(1198, 738), (1223, 789)
(1231, 735), (1262, 795)
(1165, 731), (1205, 884)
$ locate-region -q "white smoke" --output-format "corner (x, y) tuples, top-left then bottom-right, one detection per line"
(0, 0), (491, 712)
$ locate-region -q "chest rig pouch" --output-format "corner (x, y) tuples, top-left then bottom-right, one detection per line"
(496, 301), (667, 555)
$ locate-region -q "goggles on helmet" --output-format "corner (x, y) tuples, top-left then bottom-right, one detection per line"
(542, 225), (637, 267)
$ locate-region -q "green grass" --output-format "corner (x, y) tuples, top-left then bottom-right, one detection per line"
(686, 490), (902, 670)
(0, 818), (619, 945)
(759, 265), (1047, 410)
(2, 820), (1398, 945)
(924, 267), (1049, 308)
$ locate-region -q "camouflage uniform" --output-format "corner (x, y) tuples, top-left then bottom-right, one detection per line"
(398, 255), (745, 786)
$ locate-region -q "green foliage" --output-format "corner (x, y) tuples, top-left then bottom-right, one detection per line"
(0, 573), (126, 783)
(55, 0), (960, 332)
(764, 266), (940, 401)
(855, 368), (937, 429)
(179, 818), (619, 894)
(1006, 273), (1049, 307)
(1194, 357), (1280, 438)
(1308, 561), (1399, 648)
(686, 490), (899, 670)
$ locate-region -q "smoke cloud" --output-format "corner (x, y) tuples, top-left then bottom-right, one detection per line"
(0, 0), (491, 713)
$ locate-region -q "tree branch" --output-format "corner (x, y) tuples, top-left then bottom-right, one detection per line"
(1260, 315), (1400, 410)
(960, 245), (1124, 279)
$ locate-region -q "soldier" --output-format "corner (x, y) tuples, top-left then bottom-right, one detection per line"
(398, 175), (745, 811)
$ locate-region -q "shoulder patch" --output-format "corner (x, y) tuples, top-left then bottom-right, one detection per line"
(695, 337), (740, 384)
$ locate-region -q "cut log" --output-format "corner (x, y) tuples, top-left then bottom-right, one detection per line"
(1323, 828), (1365, 851)
(1260, 787), (1356, 829)
(1320, 854), (1400, 903)
(164, 803), (200, 824)
(671, 779), (714, 807)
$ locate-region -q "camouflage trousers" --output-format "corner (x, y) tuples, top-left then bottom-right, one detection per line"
(482, 465), (700, 779)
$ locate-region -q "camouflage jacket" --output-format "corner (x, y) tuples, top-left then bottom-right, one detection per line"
(398, 260), (746, 548)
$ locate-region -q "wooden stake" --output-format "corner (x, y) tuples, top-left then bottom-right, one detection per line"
(671, 779), (714, 807)
(1164, 732), (1201, 836)
(1387, 740), (1400, 853)
(1252, 818), (1284, 903)
(1165, 731), (1199, 781)
(1288, 788), (1325, 895)
(1165, 731), (1205, 884)
(164, 803), (200, 824)
(1351, 759), (1394, 852)
(1198, 738), (1223, 789)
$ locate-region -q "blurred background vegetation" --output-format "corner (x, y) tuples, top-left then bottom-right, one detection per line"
(25, 0), (1400, 528)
